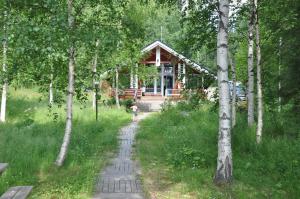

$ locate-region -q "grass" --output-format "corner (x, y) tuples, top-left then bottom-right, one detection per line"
(136, 102), (300, 199)
(0, 88), (131, 198)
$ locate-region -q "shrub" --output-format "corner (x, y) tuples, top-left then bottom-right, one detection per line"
(120, 99), (134, 111)
(105, 98), (116, 106)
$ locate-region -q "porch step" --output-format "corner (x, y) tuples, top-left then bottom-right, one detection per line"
(137, 100), (164, 112)
(140, 96), (166, 101)
(0, 163), (8, 174)
(0, 186), (33, 199)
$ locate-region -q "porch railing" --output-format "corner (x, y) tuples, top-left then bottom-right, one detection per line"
(165, 89), (182, 97)
(143, 88), (182, 97)
(145, 88), (161, 93)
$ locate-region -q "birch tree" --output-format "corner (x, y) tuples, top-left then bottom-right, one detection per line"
(49, 73), (54, 105)
(278, 37), (282, 113)
(134, 63), (138, 102)
(247, 0), (255, 126)
(214, 0), (233, 184)
(55, 0), (75, 166)
(229, 53), (237, 128)
(49, 62), (55, 106)
(92, 39), (99, 110)
(255, 0), (263, 143)
(115, 66), (120, 109)
(0, 9), (8, 123)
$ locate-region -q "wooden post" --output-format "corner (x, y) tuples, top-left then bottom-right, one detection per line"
(154, 77), (157, 94)
(95, 82), (99, 121)
(182, 63), (186, 88)
(178, 63), (181, 80)
(172, 64), (175, 89)
(156, 47), (161, 67)
(161, 64), (164, 96)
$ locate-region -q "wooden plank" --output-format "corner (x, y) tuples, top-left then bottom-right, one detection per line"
(0, 186), (20, 199)
(0, 186), (33, 199)
(11, 186), (33, 199)
(0, 163), (8, 174)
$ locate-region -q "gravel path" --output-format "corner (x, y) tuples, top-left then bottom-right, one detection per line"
(93, 113), (150, 199)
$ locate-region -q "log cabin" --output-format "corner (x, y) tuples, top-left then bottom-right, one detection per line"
(114, 40), (216, 100)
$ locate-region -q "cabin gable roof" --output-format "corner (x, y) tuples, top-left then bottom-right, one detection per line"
(141, 40), (216, 78)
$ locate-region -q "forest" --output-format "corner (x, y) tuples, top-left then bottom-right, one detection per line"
(0, 0), (299, 198)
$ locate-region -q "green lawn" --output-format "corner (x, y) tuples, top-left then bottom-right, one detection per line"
(0, 88), (131, 198)
(136, 103), (300, 199)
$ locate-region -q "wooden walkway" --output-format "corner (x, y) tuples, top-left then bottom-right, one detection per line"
(0, 163), (33, 199)
(0, 163), (8, 174)
(93, 113), (150, 199)
(0, 186), (33, 199)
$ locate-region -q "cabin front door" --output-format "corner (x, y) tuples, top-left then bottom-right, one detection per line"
(163, 76), (173, 96)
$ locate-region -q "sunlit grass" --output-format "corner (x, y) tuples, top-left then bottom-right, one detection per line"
(136, 103), (300, 199)
(0, 88), (131, 198)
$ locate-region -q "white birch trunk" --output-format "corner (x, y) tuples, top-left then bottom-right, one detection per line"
(130, 68), (134, 89)
(181, 0), (189, 16)
(134, 63), (138, 101)
(278, 37), (282, 113)
(115, 67), (120, 109)
(92, 39), (99, 110)
(0, 10), (8, 123)
(247, 0), (255, 126)
(55, 0), (75, 166)
(49, 73), (54, 105)
(255, 0), (263, 143)
(214, 0), (233, 184)
(229, 53), (237, 128)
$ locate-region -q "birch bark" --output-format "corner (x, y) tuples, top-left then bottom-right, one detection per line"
(55, 0), (75, 166)
(278, 37), (282, 113)
(0, 10), (8, 123)
(247, 0), (255, 126)
(92, 39), (99, 110)
(229, 53), (237, 128)
(255, 0), (263, 143)
(214, 0), (233, 184)
(134, 63), (138, 102)
(49, 73), (54, 105)
(115, 67), (120, 109)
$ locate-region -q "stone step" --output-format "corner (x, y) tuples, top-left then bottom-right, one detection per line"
(0, 163), (8, 174)
(0, 186), (33, 199)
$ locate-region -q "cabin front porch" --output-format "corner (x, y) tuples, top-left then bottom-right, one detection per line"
(131, 62), (185, 98)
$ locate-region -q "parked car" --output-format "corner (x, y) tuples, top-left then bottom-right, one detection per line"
(229, 81), (246, 101)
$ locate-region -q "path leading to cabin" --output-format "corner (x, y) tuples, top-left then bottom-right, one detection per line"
(93, 113), (151, 199)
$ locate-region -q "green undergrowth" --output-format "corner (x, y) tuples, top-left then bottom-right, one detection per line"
(136, 102), (300, 199)
(0, 88), (131, 198)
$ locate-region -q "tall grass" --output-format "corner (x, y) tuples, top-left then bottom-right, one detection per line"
(0, 88), (131, 198)
(136, 103), (300, 199)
